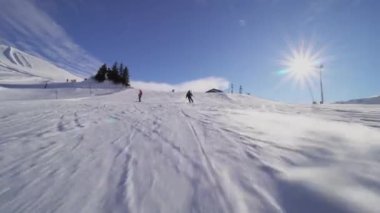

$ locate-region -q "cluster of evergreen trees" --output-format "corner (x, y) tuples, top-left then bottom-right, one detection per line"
(94, 62), (130, 86)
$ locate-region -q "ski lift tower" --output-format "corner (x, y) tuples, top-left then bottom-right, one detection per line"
(319, 64), (324, 104)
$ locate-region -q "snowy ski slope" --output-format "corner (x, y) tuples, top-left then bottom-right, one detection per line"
(0, 89), (380, 213)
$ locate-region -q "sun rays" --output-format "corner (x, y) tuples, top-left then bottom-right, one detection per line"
(277, 41), (327, 102)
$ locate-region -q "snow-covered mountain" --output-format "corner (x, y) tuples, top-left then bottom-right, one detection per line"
(0, 44), (81, 83)
(336, 95), (380, 105)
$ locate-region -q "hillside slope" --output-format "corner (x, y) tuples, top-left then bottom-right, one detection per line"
(337, 95), (380, 105)
(0, 45), (81, 83)
(0, 90), (379, 213)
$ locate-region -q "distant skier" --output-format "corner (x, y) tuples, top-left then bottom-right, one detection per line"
(186, 90), (193, 103)
(138, 89), (143, 102)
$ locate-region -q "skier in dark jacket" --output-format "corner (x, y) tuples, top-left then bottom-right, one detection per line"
(186, 90), (193, 103)
(138, 89), (143, 102)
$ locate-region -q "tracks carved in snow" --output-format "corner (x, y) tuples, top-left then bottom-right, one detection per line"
(182, 109), (285, 212)
(104, 121), (139, 213)
(57, 112), (85, 132)
(182, 109), (233, 213)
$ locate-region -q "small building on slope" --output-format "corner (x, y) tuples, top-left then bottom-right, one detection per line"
(206, 88), (223, 93)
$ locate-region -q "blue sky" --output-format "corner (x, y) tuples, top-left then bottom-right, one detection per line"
(0, 0), (379, 103)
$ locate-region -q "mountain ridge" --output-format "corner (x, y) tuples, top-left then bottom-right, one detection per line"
(336, 95), (380, 105)
(0, 44), (82, 83)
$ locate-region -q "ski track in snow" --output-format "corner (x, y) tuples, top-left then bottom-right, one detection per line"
(0, 89), (380, 213)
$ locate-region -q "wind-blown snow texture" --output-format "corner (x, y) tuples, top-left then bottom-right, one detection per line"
(0, 88), (380, 213)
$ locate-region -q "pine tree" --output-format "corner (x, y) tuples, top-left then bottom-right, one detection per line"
(119, 63), (124, 77)
(122, 66), (130, 86)
(93, 61), (130, 86)
(108, 62), (121, 83)
(111, 62), (118, 74)
(94, 64), (108, 82)
(106, 66), (111, 80)
(119, 63), (126, 84)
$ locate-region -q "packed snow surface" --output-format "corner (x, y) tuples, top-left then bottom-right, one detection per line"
(1, 88), (380, 213)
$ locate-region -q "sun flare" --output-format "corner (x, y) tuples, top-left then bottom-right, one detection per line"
(277, 41), (327, 102)
(280, 42), (323, 87)
(288, 54), (314, 77)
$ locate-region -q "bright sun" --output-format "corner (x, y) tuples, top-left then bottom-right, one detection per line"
(288, 54), (314, 77)
(278, 41), (327, 102)
(281, 42), (322, 85)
